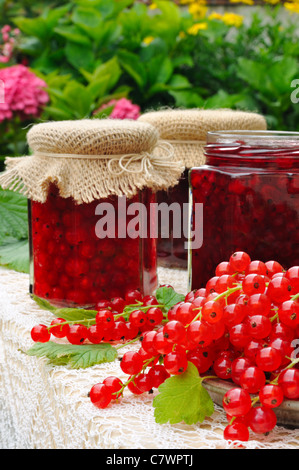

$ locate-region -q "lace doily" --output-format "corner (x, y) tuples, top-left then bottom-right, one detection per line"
(0, 266), (298, 449)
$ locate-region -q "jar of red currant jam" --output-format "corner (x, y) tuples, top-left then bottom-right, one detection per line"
(189, 130), (299, 289)
(0, 119), (183, 307)
(139, 109), (267, 269)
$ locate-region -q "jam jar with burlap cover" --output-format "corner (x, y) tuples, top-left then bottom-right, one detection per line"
(189, 130), (299, 290)
(138, 109), (267, 269)
(0, 119), (183, 307)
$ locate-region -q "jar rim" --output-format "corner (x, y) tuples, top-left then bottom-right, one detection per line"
(207, 130), (299, 142)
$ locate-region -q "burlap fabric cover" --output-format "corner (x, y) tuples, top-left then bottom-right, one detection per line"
(0, 119), (184, 204)
(138, 109), (267, 168)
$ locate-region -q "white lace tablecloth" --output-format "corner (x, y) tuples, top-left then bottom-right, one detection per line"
(0, 265), (299, 450)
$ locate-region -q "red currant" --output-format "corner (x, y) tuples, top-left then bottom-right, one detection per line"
(31, 324), (51, 343)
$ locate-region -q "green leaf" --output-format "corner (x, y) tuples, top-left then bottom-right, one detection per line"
(155, 286), (185, 312)
(31, 294), (97, 323)
(65, 41), (95, 71)
(118, 50), (147, 89)
(54, 25), (92, 46)
(0, 188), (28, 243)
(153, 362), (214, 425)
(26, 341), (118, 369)
(0, 238), (29, 273)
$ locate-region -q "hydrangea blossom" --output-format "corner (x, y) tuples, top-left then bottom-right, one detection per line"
(96, 97), (141, 120)
(0, 64), (49, 122)
(0, 25), (20, 63)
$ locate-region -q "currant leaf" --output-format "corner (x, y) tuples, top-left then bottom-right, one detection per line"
(31, 295), (97, 322)
(153, 362), (214, 425)
(155, 286), (185, 312)
(25, 341), (117, 369)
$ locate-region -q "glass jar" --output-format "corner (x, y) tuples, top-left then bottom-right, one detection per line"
(156, 169), (189, 268)
(189, 130), (299, 290)
(29, 184), (157, 307)
(138, 108), (267, 270)
(0, 119), (183, 308)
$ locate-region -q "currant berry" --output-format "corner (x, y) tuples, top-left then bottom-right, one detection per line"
(231, 357), (253, 385)
(103, 376), (123, 399)
(134, 373), (154, 393)
(278, 300), (299, 329)
(50, 318), (70, 338)
(31, 324), (51, 343)
(186, 320), (213, 348)
(228, 323), (251, 349)
(222, 387), (252, 416)
(255, 346), (282, 372)
(146, 307), (164, 327)
(245, 260), (267, 276)
(265, 260), (284, 278)
(239, 366), (266, 394)
(110, 297), (126, 313)
(175, 302), (195, 325)
(129, 309), (147, 327)
(223, 303), (247, 328)
(213, 355), (233, 380)
(140, 330), (158, 355)
(285, 266), (299, 293)
(95, 309), (115, 329)
(125, 289), (143, 304)
(87, 324), (104, 344)
(66, 324), (88, 345)
(153, 331), (173, 355)
(215, 261), (234, 276)
(89, 383), (112, 409)
(201, 299), (224, 324)
(147, 365), (170, 388)
(223, 422), (249, 442)
(242, 274), (266, 296)
(259, 384), (284, 408)
(163, 351), (188, 375)
(278, 368), (299, 399)
(248, 406), (277, 434)
(163, 320), (186, 344)
(187, 348), (214, 374)
(247, 293), (271, 317)
(229, 251), (251, 272)
(245, 315), (272, 339)
(120, 351), (143, 375)
(267, 276), (293, 304)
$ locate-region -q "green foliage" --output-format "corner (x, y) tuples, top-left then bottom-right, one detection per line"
(25, 341), (118, 368)
(153, 362), (214, 425)
(4, 1), (297, 130)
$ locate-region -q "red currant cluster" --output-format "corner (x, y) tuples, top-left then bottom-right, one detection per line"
(89, 251), (299, 443)
(30, 288), (165, 345)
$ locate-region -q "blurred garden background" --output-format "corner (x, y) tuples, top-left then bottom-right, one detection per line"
(0, 0), (298, 273)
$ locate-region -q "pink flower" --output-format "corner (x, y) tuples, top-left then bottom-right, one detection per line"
(0, 64), (49, 123)
(95, 97), (141, 120)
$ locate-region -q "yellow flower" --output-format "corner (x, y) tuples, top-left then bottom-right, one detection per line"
(222, 12), (244, 27)
(229, 0), (254, 4)
(187, 22), (208, 35)
(208, 12), (223, 20)
(143, 36), (155, 45)
(149, 2), (157, 8)
(284, 1), (299, 13)
(188, 3), (208, 19)
(179, 31), (187, 39)
(263, 0), (280, 3)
